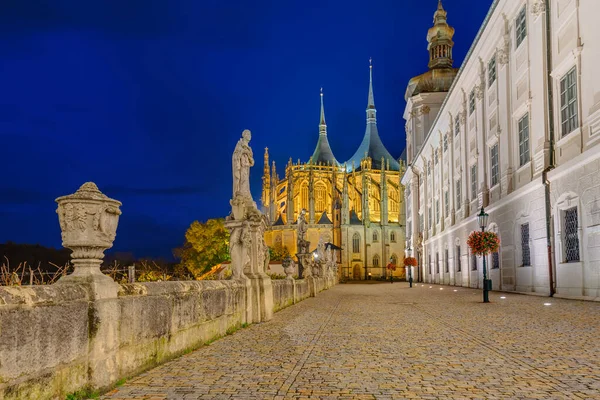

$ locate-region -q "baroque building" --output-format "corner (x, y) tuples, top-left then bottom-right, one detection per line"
(263, 64), (406, 280)
(403, 0), (600, 298)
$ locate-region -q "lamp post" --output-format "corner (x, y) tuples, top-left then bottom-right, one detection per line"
(477, 207), (491, 303)
(406, 245), (413, 288)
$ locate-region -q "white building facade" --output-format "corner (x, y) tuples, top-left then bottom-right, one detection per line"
(402, 0), (600, 298)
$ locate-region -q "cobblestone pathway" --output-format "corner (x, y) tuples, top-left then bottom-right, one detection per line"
(102, 283), (600, 399)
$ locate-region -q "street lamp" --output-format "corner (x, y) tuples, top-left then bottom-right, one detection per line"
(406, 245), (413, 288)
(477, 207), (491, 303)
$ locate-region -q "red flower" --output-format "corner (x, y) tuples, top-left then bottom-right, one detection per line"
(404, 257), (418, 267)
(467, 231), (500, 256)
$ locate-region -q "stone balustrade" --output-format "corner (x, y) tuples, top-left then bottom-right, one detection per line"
(0, 180), (337, 399)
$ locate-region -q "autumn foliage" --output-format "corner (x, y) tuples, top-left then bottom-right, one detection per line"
(174, 218), (230, 277)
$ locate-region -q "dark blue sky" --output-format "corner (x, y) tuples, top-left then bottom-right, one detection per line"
(1, 0), (492, 259)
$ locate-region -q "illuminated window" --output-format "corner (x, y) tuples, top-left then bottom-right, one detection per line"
(301, 183), (309, 211)
(315, 183), (326, 213)
(352, 233), (360, 253)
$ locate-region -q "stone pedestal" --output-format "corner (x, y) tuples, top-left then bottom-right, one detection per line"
(224, 211), (273, 324)
(55, 182), (121, 300)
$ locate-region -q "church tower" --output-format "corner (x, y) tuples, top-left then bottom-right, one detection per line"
(427, 0), (455, 70)
(404, 0), (459, 164)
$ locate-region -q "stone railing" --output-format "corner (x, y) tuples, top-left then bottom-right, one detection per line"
(0, 181), (337, 399)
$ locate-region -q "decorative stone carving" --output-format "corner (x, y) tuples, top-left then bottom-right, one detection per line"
(531, 0), (546, 17)
(282, 256), (295, 280)
(497, 34), (510, 65)
(459, 110), (467, 125)
(55, 182), (121, 298)
(474, 84), (484, 100)
(297, 208), (309, 253)
(420, 105), (431, 115)
(225, 129), (273, 323)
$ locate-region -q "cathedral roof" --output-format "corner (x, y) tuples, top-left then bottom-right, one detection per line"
(346, 61), (400, 172)
(309, 90), (340, 166)
(316, 211), (332, 225)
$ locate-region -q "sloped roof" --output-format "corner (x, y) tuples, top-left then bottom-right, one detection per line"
(345, 123), (401, 171)
(349, 209), (362, 225)
(317, 211), (332, 224)
(310, 134), (339, 166)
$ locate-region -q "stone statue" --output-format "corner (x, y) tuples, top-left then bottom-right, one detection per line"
(232, 129), (254, 201)
(282, 256), (295, 280)
(229, 221), (251, 278)
(297, 208), (309, 254)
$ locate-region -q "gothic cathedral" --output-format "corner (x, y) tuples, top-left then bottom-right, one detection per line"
(262, 63), (406, 280)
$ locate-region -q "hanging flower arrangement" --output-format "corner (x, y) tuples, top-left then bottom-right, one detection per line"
(404, 257), (418, 267)
(386, 263), (397, 271)
(467, 231), (500, 256)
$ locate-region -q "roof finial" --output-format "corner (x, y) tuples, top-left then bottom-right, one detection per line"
(319, 88), (327, 135)
(367, 58), (376, 119)
(438, 0), (444, 10)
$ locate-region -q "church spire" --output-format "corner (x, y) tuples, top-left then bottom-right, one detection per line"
(319, 87), (327, 135)
(427, 0), (455, 69)
(309, 88), (339, 166)
(366, 58), (376, 123)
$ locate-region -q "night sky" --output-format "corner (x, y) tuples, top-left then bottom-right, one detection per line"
(1, 0), (493, 259)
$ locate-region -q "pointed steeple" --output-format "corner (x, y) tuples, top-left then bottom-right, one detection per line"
(309, 88), (339, 165)
(366, 58), (376, 122)
(346, 60), (400, 172)
(319, 87), (327, 135)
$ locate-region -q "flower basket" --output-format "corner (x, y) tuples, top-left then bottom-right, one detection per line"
(386, 263), (396, 271)
(404, 257), (418, 267)
(467, 231), (500, 256)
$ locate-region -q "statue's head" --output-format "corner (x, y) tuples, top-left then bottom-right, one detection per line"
(242, 129), (251, 142)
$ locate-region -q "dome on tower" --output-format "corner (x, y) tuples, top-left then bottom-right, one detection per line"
(405, 0), (459, 100)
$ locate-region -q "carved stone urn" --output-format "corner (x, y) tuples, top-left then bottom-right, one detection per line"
(55, 182), (122, 298)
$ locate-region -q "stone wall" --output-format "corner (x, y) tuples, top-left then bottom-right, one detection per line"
(0, 280), (246, 399)
(271, 278), (317, 312)
(0, 276), (334, 399)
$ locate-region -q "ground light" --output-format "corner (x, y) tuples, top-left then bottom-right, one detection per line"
(500, 296), (506, 299)
(544, 303), (552, 306)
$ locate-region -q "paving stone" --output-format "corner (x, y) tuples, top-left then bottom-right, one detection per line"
(102, 283), (600, 399)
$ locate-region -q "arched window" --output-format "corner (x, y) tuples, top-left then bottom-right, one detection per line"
(301, 183), (309, 211)
(352, 233), (360, 253)
(315, 183), (326, 213)
(373, 254), (380, 268)
(389, 190), (399, 213)
(390, 231), (396, 242)
(390, 254), (398, 266)
(373, 230), (379, 242)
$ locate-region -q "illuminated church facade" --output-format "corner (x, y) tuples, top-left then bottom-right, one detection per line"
(262, 65), (406, 280)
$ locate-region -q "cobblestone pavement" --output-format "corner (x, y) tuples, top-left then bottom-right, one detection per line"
(102, 283), (600, 399)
